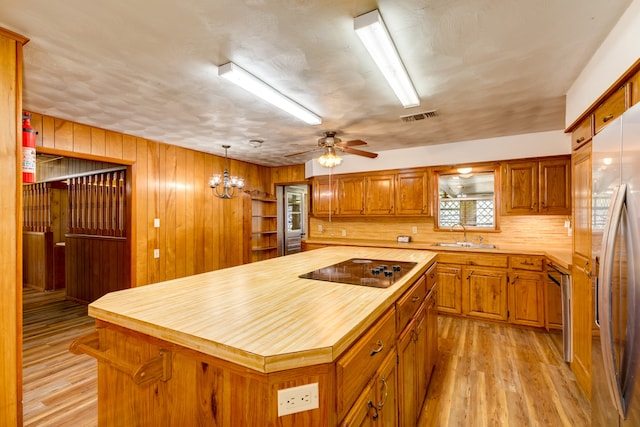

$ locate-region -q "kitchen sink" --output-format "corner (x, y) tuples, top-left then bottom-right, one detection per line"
(432, 242), (497, 249)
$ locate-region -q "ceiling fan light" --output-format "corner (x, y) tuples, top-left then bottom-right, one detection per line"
(218, 62), (322, 125)
(354, 10), (420, 108)
(318, 149), (343, 168)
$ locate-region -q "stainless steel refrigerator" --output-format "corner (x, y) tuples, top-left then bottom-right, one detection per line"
(592, 101), (640, 426)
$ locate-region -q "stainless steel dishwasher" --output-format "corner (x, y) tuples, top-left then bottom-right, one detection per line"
(547, 262), (572, 362)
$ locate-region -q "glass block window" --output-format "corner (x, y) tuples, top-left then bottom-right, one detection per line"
(438, 199), (494, 228)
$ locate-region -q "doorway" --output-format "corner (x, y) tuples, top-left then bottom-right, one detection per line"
(277, 184), (308, 256)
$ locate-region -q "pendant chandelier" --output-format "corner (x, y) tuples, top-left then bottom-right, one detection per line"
(209, 145), (245, 199)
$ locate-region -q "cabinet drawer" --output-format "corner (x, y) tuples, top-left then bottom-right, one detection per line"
(510, 255), (543, 271)
(396, 275), (426, 333)
(336, 308), (396, 419)
(571, 116), (592, 150)
(438, 252), (508, 268)
(425, 263), (437, 293)
(594, 87), (626, 134)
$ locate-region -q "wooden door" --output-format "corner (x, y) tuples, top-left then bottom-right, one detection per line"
(365, 174), (395, 215)
(571, 253), (593, 398)
(396, 170), (429, 215)
(539, 158), (571, 214)
(502, 160), (538, 214)
(509, 271), (545, 327)
(436, 265), (462, 315)
(338, 176), (365, 216)
(464, 267), (508, 321)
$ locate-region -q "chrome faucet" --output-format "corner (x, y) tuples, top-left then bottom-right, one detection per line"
(450, 222), (467, 244)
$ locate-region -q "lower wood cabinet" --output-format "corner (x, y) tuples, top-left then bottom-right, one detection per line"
(397, 303), (427, 426)
(341, 351), (398, 426)
(436, 264), (462, 315)
(509, 270), (545, 327)
(465, 267), (508, 321)
(437, 252), (547, 327)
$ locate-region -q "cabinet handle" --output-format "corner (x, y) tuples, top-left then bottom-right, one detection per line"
(370, 340), (384, 356)
(411, 295), (421, 303)
(603, 114), (614, 123)
(466, 270), (474, 280)
(576, 136), (585, 143)
(580, 260), (592, 279)
(378, 376), (389, 410)
(388, 206), (393, 213)
(367, 400), (379, 420)
(520, 260), (535, 266)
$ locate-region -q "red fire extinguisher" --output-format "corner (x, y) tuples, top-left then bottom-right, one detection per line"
(22, 112), (37, 183)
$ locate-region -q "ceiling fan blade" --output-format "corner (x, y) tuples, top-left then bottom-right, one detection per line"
(338, 146), (378, 158)
(337, 139), (367, 147)
(284, 148), (321, 158)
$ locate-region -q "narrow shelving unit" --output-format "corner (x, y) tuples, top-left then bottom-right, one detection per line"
(250, 191), (278, 262)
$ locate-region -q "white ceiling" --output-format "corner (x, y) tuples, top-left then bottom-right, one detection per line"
(0, 0), (632, 167)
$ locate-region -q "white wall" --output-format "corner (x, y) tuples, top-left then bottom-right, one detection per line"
(566, 0), (640, 127)
(306, 130), (570, 177)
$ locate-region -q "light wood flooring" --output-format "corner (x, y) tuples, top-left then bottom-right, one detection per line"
(22, 289), (590, 426)
(418, 315), (591, 426)
(22, 288), (97, 427)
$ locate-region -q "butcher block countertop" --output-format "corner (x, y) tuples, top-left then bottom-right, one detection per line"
(89, 246), (436, 374)
(303, 238), (572, 271)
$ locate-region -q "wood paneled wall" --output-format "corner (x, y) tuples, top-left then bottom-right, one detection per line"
(65, 235), (127, 304)
(309, 215), (572, 248)
(22, 231), (53, 291)
(0, 27), (28, 427)
(26, 111), (281, 287)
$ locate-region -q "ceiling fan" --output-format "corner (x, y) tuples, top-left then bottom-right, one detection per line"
(285, 131), (378, 161)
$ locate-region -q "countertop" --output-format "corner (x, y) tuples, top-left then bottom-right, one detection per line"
(88, 246), (436, 373)
(303, 238), (572, 271)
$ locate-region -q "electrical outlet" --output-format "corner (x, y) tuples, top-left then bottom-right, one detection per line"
(277, 383), (319, 416)
(341, 229), (347, 237)
(412, 226), (418, 234)
(153, 249), (160, 259)
(318, 224), (323, 232)
(154, 218), (160, 228)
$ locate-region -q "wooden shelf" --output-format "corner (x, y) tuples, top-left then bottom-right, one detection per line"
(249, 190), (278, 263)
(252, 246), (278, 252)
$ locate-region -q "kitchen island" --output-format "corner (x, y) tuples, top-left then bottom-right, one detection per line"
(71, 246), (437, 426)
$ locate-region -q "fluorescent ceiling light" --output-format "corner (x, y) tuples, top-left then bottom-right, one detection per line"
(218, 62), (322, 125)
(354, 10), (420, 108)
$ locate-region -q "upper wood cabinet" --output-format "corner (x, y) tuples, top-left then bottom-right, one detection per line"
(338, 175), (366, 216)
(311, 169), (432, 218)
(311, 176), (337, 216)
(631, 68), (640, 108)
(396, 170), (430, 216)
(594, 86), (626, 135)
(502, 156), (571, 215)
(365, 174), (395, 215)
(572, 116), (592, 151)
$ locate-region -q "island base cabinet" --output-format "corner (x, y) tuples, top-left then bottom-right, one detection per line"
(340, 352), (398, 426)
(89, 322), (337, 427)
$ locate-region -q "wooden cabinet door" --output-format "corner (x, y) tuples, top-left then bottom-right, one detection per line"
(539, 158), (571, 214)
(365, 174), (395, 215)
(415, 305), (428, 411)
(343, 352), (398, 427)
(464, 267), (508, 321)
(546, 274), (563, 330)
(311, 177), (336, 216)
(572, 143), (592, 261)
(503, 161), (538, 214)
(436, 265), (462, 315)
(338, 176), (365, 216)
(425, 286), (438, 383)
(509, 271), (545, 327)
(396, 170), (430, 215)
(397, 316), (419, 427)
(571, 253), (593, 397)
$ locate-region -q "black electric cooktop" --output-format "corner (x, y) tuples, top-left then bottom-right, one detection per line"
(299, 258), (417, 288)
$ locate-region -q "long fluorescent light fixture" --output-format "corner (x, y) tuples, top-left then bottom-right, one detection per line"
(354, 10), (420, 108)
(218, 62), (322, 125)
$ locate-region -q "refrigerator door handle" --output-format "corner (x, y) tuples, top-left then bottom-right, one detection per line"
(599, 183), (628, 418)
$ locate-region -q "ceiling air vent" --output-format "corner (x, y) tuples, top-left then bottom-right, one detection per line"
(400, 110), (438, 122)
